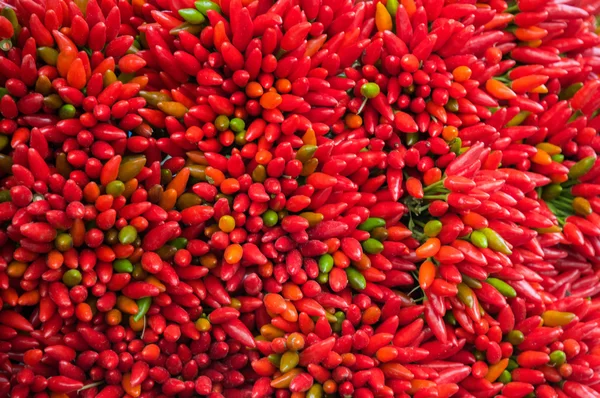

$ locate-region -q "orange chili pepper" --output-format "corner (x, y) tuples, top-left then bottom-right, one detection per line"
(259, 92), (282, 110)
(224, 244), (243, 264)
(166, 167), (190, 196)
(66, 58), (87, 89)
(18, 290), (40, 306)
(213, 21), (229, 51)
(56, 50), (77, 77)
(158, 188), (177, 210)
(419, 260), (436, 289)
(485, 79), (517, 100)
(416, 238), (441, 259)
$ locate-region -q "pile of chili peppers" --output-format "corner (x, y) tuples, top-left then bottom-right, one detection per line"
(1, 0), (600, 396)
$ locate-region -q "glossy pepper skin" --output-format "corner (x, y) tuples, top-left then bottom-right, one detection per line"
(1, 0), (600, 396)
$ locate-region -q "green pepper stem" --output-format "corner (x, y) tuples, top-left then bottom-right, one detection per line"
(423, 179), (445, 193)
(78, 381), (104, 392)
(357, 98), (368, 115)
(423, 194), (448, 201)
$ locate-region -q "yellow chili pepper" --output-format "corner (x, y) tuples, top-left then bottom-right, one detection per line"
(157, 101), (188, 118)
(375, 2), (393, 32)
(536, 143), (561, 155)
(542, 310), (576, 327)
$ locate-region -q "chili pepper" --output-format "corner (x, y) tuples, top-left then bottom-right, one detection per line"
(47, 376), (83, 393)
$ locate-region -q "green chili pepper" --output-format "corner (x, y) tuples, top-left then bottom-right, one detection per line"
(568, 156), (595, 180)
(229, 118), (245, 133)
(506, 111), (530, 127)
(118, 225), (138, 245)
(507, 359), (519, 371)
(195, 0), (221, 14)
(1, 8), (19, 36)
(114, 259), (134, 273)
(362, 238), (383, 254)
(405, 132), (419, 146)
(106, 180), (126, 197)
(58, 104), (76, 119)
(542, 183), (563, 201)
(134, 297), (152, 322)
(118, 156), (147, 182)
(481, 228), (512, 255)
(498, 370), (512, 384)
(295, 145), (317, 163)
(486, 278), (517, 298)
(178, 8), (206, 24)
(139, 91), (172, 107)
(0, 190), (10, 203)
(424, 220), (443, 237)
(316, 272), (328, 284)
(445, 312), (457, 326)
(55, 233), (73, 252)
(38, 47), (58, 66)
(470, 230), (488, 249)
(306, 383), (324, 398)
(386, 0), (399, 15)
(360, 82), (380, 98)
(450, 138), (462, 154)
(318, 254), (334, 273)
(280, 351), (299, 372)
(445, 98), (459, 113)
(549, 350), (566, 366)
(262, 210), (278, 227)
(559, 82), (583, 100)
(214, 115), (230, 131)
(507, 330), (524, 345)
(370, 227), (388, 241)
(462, 275), (482, 289)
(234, 131), (247, 145)
(44, 94), (63, 110)
(474, 350), (485, 361)
(268, 354), (281, 367)
(457, 283), (475, 308)
(63, 269), (82, 287)
(169, 237), (188, 250)
(332, 311), (345, 332)
(358, 217), (386, 231)
(177, 193), (202, 210)
(346, 267), (366, 290)
(169, 22), (202, 36)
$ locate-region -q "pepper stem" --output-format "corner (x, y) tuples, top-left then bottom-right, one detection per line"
(423, 179), (445, 193)
(422, 194), (448, 201)
(78, 381), (104, 392)
(357, 98), (368, 115)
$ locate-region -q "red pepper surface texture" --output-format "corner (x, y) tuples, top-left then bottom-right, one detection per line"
(0, 0), (600, 396)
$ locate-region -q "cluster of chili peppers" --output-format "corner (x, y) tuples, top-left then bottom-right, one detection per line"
(0, 0), (600, 395)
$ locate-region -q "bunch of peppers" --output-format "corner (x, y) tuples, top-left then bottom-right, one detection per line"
(0, 0), (600, 396)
